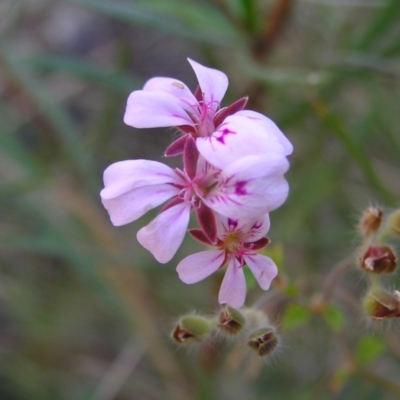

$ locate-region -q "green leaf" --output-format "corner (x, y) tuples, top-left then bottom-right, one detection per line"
(322, 305), (345, 331)
(281, 303), (311, 331)
(284, 283), (299, 297)
(355, 336), (386, 366)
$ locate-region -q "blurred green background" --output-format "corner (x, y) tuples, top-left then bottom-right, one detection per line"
(1, 0), (400, 399)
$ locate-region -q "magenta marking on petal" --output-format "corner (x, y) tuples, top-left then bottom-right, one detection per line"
(234, 181), (247, 196)
(227, 219), (238, 230)
(216, 128), (235, 144)
(252, 221), (262, 230)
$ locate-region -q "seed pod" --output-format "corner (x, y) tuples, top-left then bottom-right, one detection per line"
(363, 288), (400, 319)
(171, 315), (213, 344)
(248, 327), (279, 357)
(217, 306), (246, 335)
(359, 207), (383, 236)
(360, 245), (397, 274)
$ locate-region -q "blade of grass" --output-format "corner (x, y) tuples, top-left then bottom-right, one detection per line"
(355, 0), (400, 51)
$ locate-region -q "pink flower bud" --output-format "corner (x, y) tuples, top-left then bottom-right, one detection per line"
(360, 245), (397, 274)
(359, 206), (383, 236)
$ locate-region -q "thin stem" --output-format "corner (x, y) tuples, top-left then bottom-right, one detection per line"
(356, 368), (400, 398)
(91, 339), (146, 400)
(320, 254), (355, 305)
(252, 0), (293, 62)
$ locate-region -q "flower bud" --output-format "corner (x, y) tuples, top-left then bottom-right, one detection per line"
(360, 245), (397, 274)
(217, 306), (246, 335)
(171, 315), (213, 344)
(248, 327), (279, 357)
(363, 288), (400, 319)
(359, 207), (383, 236)
(387, 209), (400, 236)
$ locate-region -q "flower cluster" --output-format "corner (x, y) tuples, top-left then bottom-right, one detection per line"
(100, 59), (293, 308)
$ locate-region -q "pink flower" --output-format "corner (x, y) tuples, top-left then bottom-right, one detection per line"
(176, 214), (278, 308)
(123, 59), (293, 160)
(100, 144), (289, 263)
(196, 113), (292, 170)
(124, 58), (229, 139)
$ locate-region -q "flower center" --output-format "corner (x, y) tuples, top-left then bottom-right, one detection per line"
(222, 232), (244, 255)
(189, 93), (219, 137)
(175, 168), (207, 208)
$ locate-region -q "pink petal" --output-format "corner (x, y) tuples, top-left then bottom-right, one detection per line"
(101, 184), (179, 226)
(243, 214), (271, 242)
(203, 154), (289, 219)
(102, 159), (181, 199)
(194, 154), (220, 182)
(243, 254), (278, 290)
(187, 59), (228, 108)
(218, 257), (246, 308)
(124, 90), (193, 128)
(137, 202), (191, 263)
(196, 114), (285, 170)
(176, 250), (225, 284)
(235, 110), (293, 156)
(143, 77), (197, 107)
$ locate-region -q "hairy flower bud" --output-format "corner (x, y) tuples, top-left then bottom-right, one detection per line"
(363, 288), (400, 319)
(217, 306), (246, 335)
(359, 206), (383, 236)
(248, 327), (279, 357)
(171, 315), (213, 344)
(360, 245), (397, 274)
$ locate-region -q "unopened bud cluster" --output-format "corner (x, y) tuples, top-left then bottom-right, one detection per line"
(171, 306), (279, 358)
(357, 207), (400, 319)
(357, 207), (397, 275)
